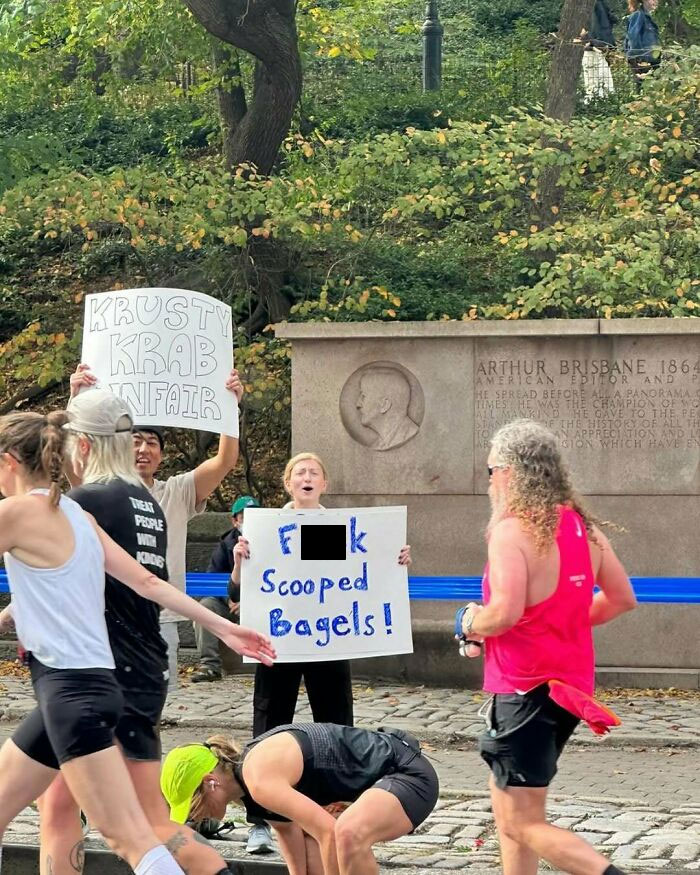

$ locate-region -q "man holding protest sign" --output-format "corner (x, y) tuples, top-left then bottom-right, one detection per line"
(72, 286), (245, 691)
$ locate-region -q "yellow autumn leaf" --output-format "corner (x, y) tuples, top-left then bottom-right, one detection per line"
(328, 46), (342, 58)
(672, 126), (682, 138)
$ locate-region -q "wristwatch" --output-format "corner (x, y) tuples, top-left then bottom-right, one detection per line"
(462, 605), (475, 637)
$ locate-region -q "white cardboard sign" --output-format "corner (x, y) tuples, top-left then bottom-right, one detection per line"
(81, 287), (237, 436)
(240, 507), (413, 662)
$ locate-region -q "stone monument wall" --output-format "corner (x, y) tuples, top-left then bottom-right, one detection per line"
(272, 319), (700, 688)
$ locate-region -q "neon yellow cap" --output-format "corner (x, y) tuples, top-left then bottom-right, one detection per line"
(160, 744), (218, 824)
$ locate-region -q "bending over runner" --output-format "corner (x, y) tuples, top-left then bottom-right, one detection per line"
(0, 410), (274, 874)
(161, 723), (439, 875)
(33, 388), (235, 875)
(458, 419), (637, 875)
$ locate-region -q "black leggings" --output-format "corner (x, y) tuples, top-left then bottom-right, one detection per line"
(253, 660), (353, 737)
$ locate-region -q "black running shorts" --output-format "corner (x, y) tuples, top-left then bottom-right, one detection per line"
(14, 663), (166, 767)
(115, 684), (168, 761)
(374, 733), (440, 830)
(479, 684), (579, 790)
(13, 657), (123, 767)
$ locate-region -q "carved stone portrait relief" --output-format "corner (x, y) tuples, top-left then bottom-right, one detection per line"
(339, 361), (425, 451)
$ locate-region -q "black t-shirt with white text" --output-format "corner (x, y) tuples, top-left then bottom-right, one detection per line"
(69, 478), (169, 690)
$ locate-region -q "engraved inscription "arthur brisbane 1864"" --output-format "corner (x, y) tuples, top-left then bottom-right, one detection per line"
(475, 356), (700, 453)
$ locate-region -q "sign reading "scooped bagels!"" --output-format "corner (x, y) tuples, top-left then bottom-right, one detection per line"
(240, 507), (413, 662)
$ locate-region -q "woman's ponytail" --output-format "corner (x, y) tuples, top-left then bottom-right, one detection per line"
(40, 411), (69, 506)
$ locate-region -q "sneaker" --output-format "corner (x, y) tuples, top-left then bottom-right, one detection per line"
(190, 666), (223, 683)
(246, 823), (274, 855)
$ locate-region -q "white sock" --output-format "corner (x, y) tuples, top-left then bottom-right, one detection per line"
(134, 845), (183, 874)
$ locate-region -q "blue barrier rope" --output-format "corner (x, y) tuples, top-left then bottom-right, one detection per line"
(1, 570), (700, 602)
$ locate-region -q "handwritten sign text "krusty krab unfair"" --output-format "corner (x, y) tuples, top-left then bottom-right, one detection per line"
(81, 287), (237, 436)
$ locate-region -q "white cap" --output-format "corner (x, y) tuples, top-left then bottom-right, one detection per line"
(65, 388), (133, 436)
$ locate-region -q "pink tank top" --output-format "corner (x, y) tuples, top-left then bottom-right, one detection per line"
(482, 507), (595, 696)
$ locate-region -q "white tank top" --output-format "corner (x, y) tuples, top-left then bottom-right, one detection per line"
(3, 492), (115, 670)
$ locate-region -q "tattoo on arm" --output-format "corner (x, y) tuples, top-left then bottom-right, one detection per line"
(70, 839), (85, 872)
(46, 855), (54, 875)
(165, 830), (188, 857)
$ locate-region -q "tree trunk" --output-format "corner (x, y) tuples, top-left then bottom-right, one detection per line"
(544, 0), (596, 123)
(212, 43), (247, 168)
(183, 0), (302, 175)
(537, 0), (596, 222)
(240, 236), (292, 335)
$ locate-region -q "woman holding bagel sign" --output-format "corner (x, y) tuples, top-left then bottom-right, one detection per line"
(231, 452), (411, 737)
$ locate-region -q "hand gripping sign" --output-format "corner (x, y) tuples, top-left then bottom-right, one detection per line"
(81, 287), (238, 436)
(239, 507), (413, 662)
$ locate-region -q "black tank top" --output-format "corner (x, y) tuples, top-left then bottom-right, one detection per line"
(235, 723), (404, 822)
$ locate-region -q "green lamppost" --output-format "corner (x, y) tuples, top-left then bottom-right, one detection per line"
(422, 0), (443, 92)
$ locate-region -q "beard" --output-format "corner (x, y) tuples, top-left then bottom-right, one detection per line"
(487, 483), (509, 538)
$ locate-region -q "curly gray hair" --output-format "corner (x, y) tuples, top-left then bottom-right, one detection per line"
(489, 419), (601, 551)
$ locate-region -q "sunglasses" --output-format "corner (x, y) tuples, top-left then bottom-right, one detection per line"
(487, 464), (507, 478)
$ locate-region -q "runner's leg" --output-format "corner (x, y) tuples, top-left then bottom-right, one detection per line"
(128, 759), (229, 874)
(488, 774), (538, 875)
(37, 775), (84, 875)
(0, 740), (59, 856)
(490, 781), (618, 875)
(59, 746), (180, 872)
(334, 787), (412, 875)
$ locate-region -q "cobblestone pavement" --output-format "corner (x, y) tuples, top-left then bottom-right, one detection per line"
(2, 670), (700, 872)
(6, 786), (700, 873)
(3, 670), (699, 747)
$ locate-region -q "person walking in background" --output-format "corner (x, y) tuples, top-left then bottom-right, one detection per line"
(582, 0), (617, 103)
(69, 362), (244, 693)
(191, 495), (260, 683)
(458, 419), (637, 875)
(624, 0), (662, 88)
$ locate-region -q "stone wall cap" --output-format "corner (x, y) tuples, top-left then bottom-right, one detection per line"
(276, 318), (700, 340)
(599, 318), (700, 335)
(275, 319), (600, 339)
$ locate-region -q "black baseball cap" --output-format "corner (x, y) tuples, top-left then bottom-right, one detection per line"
(132, 425), (166, 451)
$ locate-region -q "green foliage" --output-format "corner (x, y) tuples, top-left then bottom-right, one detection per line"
(1, 96), (215, 183)
(1, 0), (700, 491)
(0, 133), (65, 195)
(466, 0), (561, 36)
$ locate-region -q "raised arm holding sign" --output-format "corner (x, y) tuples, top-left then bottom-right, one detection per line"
(72, 287), (244, 692)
